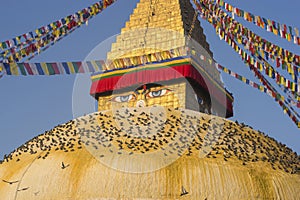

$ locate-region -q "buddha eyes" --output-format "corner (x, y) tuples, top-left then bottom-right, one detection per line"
(111, 94), (134, 102)
(111, 88), (171, 103)
(147, 89), (170, 98)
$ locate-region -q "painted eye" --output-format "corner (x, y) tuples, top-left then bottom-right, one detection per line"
(111, 94), (134, 102)
(196, 95), (204, 105)
(147, 89), (169, 98)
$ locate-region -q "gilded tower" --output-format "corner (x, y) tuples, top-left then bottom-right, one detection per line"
(107, 0), (212, 59)
(91, 0), (234, 117)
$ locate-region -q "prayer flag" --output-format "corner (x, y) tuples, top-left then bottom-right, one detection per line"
(35, 63), (45, 75)
(41, 62), (50, 75)
(24, 63), (34, 75)
(46, 63), (55, 75)
(62, 62), (71, 74)
(18, 63), (27, 75)
(10, 63), (19, 76)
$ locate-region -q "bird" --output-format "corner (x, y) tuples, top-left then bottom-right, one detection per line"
(17, 187), (30, 192)
(2, 179), (19, 185)
(180, 186), (189, 196)
(61, 162), (70, 169)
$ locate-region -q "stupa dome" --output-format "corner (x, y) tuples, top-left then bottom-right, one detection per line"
(0, 108), (299, 199)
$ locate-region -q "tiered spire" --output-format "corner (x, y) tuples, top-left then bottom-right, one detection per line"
(107, 0), (212, 60)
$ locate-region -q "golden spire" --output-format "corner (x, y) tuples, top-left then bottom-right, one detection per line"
(107, 0), (212, 61)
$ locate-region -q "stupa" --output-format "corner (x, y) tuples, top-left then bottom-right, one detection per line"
(90, 0), (233, 118)
(0, 0), (299, 199)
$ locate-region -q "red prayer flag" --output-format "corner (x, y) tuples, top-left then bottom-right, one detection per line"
(77, 61), (84, 73)
(276, 58), (280, 68)
(51, 63), (60, 74)
(24, 63), (34, 75)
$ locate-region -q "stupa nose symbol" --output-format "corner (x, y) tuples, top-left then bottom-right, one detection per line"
(136, 100), (146, 107)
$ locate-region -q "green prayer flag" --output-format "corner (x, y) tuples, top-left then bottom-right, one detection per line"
(18, 63), (27, 76)
(46, 63), (55, 75)
(2, 42), (7, 49)
(72, 62), (80, 73)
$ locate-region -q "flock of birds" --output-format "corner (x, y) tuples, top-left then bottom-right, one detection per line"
(0, 107), (299, 176)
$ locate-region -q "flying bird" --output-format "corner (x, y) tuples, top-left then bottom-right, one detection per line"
(17, 187), (29, 192)
(61, 162), (70, 169)
(2, 179), (19, 185)
(180, 186), (189, 196)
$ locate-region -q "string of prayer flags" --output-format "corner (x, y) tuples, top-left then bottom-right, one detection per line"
(220, 63), (300, 119)
(196, 0), (300, 79)
(0, 46), (188, 77)
(249, 63), (300, 127)
(0, 0), (118, 62)
(215, 62), (300, 109)
(215, 0), (300, 45)
(221, 27), (299, 95)
(278, 85), (300, 105)
(25, 28), (78, 62)
(0, 0), (117, 51)
(191, 42), (300, 126)
(193, 0), (300, 127)
(0, 60), (106, 76)
(189, 45), (300, 106)
(194, 0), (299, 95)
(1, 25), (77, 63)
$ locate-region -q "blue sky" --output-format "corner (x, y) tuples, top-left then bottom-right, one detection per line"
(0, 0), (299, 158)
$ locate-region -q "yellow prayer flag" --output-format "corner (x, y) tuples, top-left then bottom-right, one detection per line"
(287, 34), (291, 41)
(284, 56), (288, 63)
(259, 63), (263, 71)
(10, 63), (19, 76)
(50, 23), (56, 29)
(268, 67), (273, 77)
(292, 82), (296, 91)
(191, 49), (196, 55)
(267, 19), (272, 26)
(295, 28), (299, 37)
(21, 49), (26, 56)
(259, 86), (264, 92)
(16, 37), (21, 44)
(287, 63), (292, 74)
(67, 62), (75, 74)
(91, 60), (100, 72)
(259, 17), (265, 29)
(15, 52), (20, 60)
(208, 17), (213, 24)
(250, 57), (254, 65)
(8, 55), (13, 62)
(280, 77), (285, 85)
(41, 62), (49, 75)
(283, 108), (287, 114)
(260, 49), (265, 58)
(237, 37), (242, 44)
